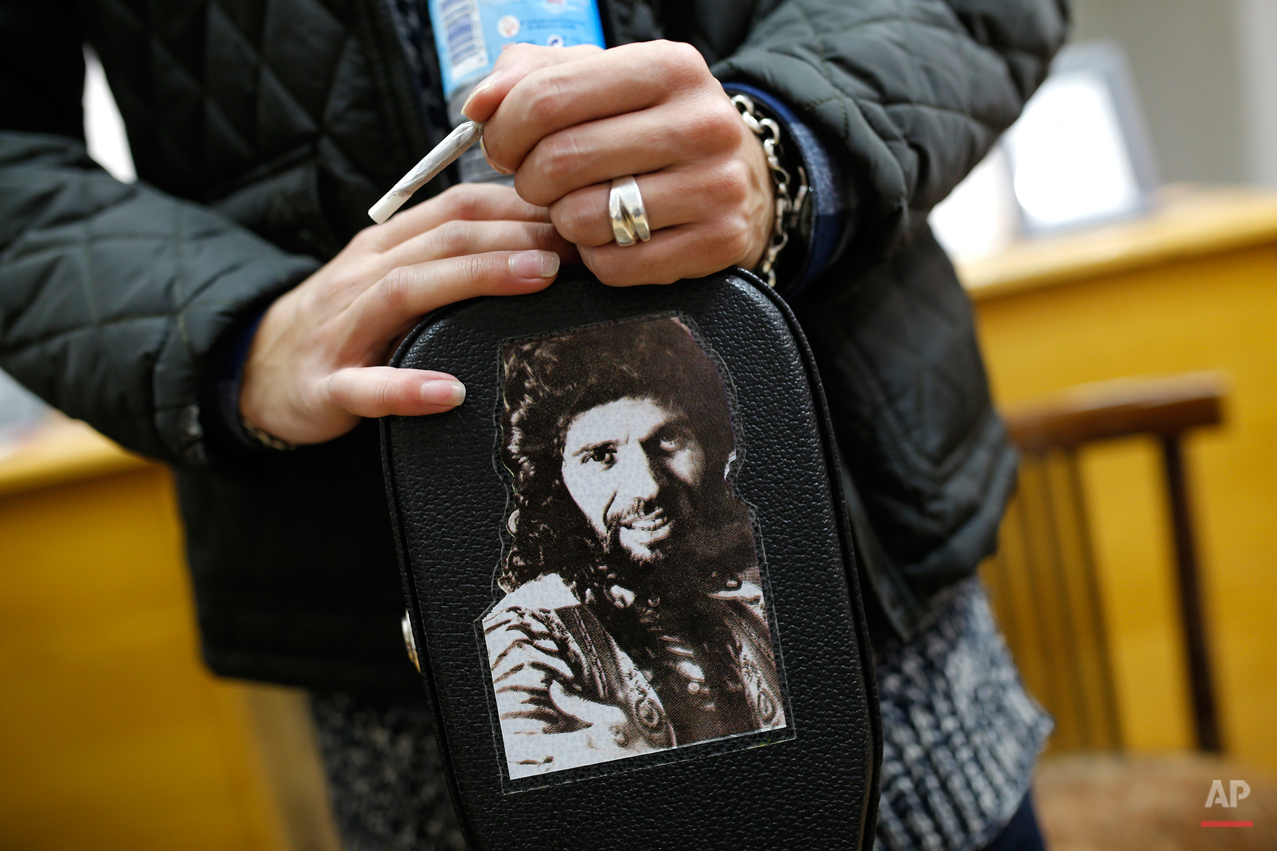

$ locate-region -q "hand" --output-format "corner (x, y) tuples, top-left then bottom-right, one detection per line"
(504, 681), (656, 774)
(239, 184), (576, 445)
(462, 41), (774, 286)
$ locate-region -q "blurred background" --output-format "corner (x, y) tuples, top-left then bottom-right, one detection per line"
(2, 1), (1276, 849)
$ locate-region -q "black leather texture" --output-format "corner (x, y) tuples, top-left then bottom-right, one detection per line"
(383, 268), (881, 850)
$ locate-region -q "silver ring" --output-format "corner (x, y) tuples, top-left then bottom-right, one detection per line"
(608, 175), (651, 246)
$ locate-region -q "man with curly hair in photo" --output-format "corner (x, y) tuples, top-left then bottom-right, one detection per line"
(485, 315), (785, 778)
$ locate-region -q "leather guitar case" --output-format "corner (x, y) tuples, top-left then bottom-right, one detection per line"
(382, 267), (881, 850)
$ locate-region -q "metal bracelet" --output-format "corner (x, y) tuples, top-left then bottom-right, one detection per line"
(242, 418), (299, 452)
(731, 93), (810, 289)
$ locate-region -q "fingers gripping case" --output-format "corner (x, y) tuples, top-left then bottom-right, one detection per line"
(382, 268), (881, 850)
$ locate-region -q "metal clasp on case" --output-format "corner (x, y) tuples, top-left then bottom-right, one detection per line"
(401, 610), (421, 673)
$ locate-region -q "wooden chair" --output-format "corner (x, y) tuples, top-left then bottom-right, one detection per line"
(984, 371), (1225, 754)
(983, 373), (1277, 849)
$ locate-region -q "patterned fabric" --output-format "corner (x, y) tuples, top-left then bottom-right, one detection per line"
(311, 692), (466, 851)
(311, 578), (1049, 851)
(874, 579), (1052, 851)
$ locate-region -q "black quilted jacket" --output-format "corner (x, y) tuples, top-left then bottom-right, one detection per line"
(0, 0), (1067, 694)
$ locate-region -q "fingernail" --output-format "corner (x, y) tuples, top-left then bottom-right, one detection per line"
(510, 251), (559, 279)
(461, 77), (494, 117)
(422, 379), (466, 407)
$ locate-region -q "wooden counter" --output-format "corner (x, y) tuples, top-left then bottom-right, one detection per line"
(0, 419), (335, 851)
(962, 186), (1277, 776)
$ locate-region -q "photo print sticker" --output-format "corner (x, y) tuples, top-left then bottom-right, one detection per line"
(482, 314), (790, 785)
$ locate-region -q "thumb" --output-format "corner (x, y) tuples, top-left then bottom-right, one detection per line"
(323, 366), (465, 419)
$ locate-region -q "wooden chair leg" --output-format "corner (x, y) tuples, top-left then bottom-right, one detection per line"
(1161, 435), (1222, 752)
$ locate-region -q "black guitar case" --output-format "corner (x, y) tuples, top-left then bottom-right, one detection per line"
(382, 267), (881, 850)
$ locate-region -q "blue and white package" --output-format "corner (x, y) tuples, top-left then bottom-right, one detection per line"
(428, 0), (607, 104)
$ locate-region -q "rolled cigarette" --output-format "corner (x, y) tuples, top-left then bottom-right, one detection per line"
(368, 120), (486, 223)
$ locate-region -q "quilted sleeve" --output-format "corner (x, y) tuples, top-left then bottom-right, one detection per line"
(0, 4), (319, 466)
(713, 0), (1069, 273)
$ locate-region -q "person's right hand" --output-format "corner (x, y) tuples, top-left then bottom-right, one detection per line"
(239, 184), (575, 445)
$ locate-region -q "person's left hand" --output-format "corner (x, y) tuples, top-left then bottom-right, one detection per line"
(462, 41), (774, 286)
